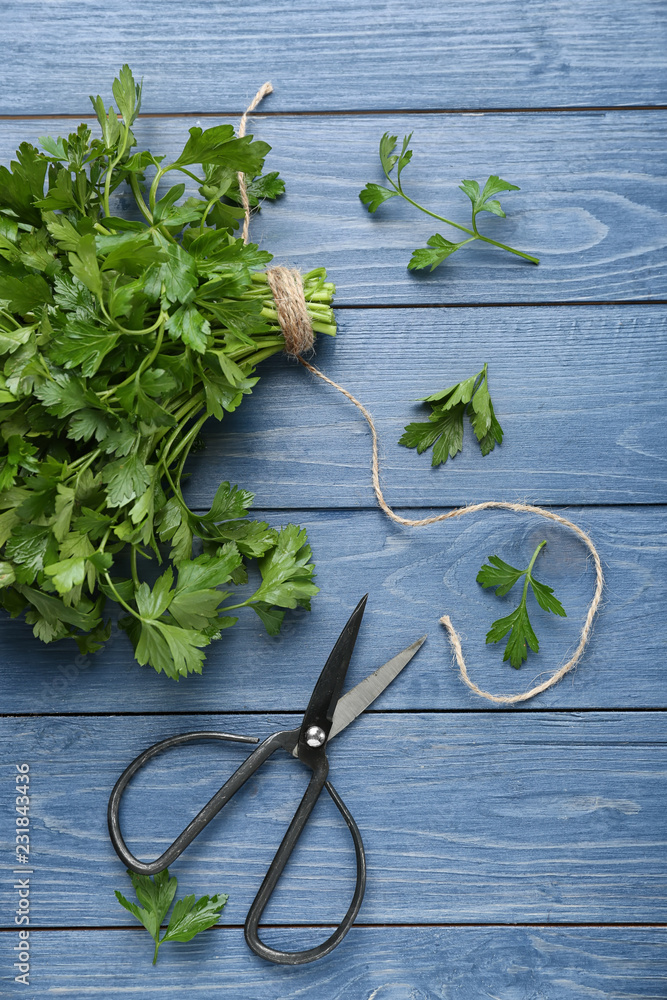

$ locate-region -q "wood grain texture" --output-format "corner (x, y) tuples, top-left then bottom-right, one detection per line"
(1, 4), (665, 990)
(182, 305), (667, 507)
(1, 926), (664, 998)
(1, 713), (665, 926)
(0, 112), (665, 303)
(0, 506), (664, 714)
(1, 1), (666, 114)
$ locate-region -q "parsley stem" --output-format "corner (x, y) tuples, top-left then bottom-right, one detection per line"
(242, 345), (285, 366)
(161, 461), (189, 516)
(390, 181), (474, 238)
(226, 336), (284, 360)
(169, 414), (208, 467)
(102, 118), (132, 217)
(260, 305), (336, 337)
(128, 173), (153, 224)
(387, 177), (540, 265)
(157, 400), (205, 480)
(0, 310), (21, 330)
(99, 318), (166, 400)
(103, 572), (141, 619)
(476, 234), (539, 264)
(97, 298), (167, 338)
(171, 414), (208, 485)
(149, 164), (203, 215)
(136, 319), (165, 376)
(199, 197), (218, 233)
(67, 448), (101, 479)
(522, 540), (547, 603)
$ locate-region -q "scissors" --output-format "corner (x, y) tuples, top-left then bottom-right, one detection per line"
(108, 594), (425, 966)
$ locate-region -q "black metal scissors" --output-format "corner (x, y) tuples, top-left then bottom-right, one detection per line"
(108, 595), (425, 966)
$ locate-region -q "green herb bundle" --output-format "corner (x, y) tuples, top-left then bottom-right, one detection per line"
(0, 66), (336, 678)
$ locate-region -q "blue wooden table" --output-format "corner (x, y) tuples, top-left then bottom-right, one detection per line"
(1, 2), (666, 995)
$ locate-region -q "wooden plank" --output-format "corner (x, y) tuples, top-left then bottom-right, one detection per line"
(2, 926), (664, 997)
(1, 1), (666, 114)
(1, 712), (665, 926)
(0, 298), (654, 510)
(0, 506), (664, 713)
(182, 305), (667, 507)
(0, 112), (664, 304)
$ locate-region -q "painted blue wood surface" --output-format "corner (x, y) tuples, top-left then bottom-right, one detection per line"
(2, 1), (666, 114)
(0, 507), (664, 713)
(0, 927), (664, 998)
(1, 713), (665, 925)
(0, 0), (665, 993)
(181, 305), (667, 508)
(0, 112), (664, 304)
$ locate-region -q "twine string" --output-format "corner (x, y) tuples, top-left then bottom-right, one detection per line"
(266, 267), (314, 356)
(239, 84), (604, 705)
(238, 85), (315, 358)
(237, 81), (274, 244)
(298, 360), (604, 705)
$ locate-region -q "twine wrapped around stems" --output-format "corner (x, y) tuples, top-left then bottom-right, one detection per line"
(239, 84), (604, 705)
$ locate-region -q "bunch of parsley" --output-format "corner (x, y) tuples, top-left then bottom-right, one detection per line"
(0, 66), (336, 679)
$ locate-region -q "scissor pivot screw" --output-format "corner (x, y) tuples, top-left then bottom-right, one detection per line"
(305, 726), (326, 747)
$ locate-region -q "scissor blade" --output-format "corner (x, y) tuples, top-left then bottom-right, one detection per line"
(292, 635), (426, 755)
(298, 594), (368, 748)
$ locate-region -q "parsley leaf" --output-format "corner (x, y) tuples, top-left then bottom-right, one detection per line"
(399, 363), (503, 466)
(408, 234), (467, 272)
(250, 525), (318, 609)
(115, 868), (227, 964)
(360, 132), (539, 270)
(477, 541), (567, 668)
(359, 182), (399, 213)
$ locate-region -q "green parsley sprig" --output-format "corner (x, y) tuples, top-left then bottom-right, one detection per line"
(477, 540), (567, 668)
(115, 868), (226, 964)
(360, 133), (539, 271)
(0, 66), (336, 678)
(399, 364), (503, 466)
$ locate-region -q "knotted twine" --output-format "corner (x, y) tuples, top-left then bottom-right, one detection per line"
(238, 83), (315, 357)
(238, 85), (604, 705)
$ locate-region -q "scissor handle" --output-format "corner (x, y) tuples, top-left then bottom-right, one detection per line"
(108, 729), (273, 876)
(108, 727), (367, 965)
(245, 769), (366, 966)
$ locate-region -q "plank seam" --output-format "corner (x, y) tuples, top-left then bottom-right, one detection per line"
(2, 921), (666, 933)
(333, 301), (667, 310)
(3, 707), (666, 719)
(182, 504), (667, 515)
(1, 105), (666, 121)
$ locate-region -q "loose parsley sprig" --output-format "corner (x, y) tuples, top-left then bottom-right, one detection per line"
(399, 364), (503, 466)
(0, 66), (336, 678)
(360, 133), (539, 271)
(115, 868), (227, 964)
(477, 541), (567, 668)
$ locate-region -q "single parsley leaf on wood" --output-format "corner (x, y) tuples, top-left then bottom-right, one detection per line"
(115, 868), (227, 964)
(360, 132), (539, 271)
(399, 363), (503, 466)
(408, 234), (468, 272)
(477, 540), (567, 668)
